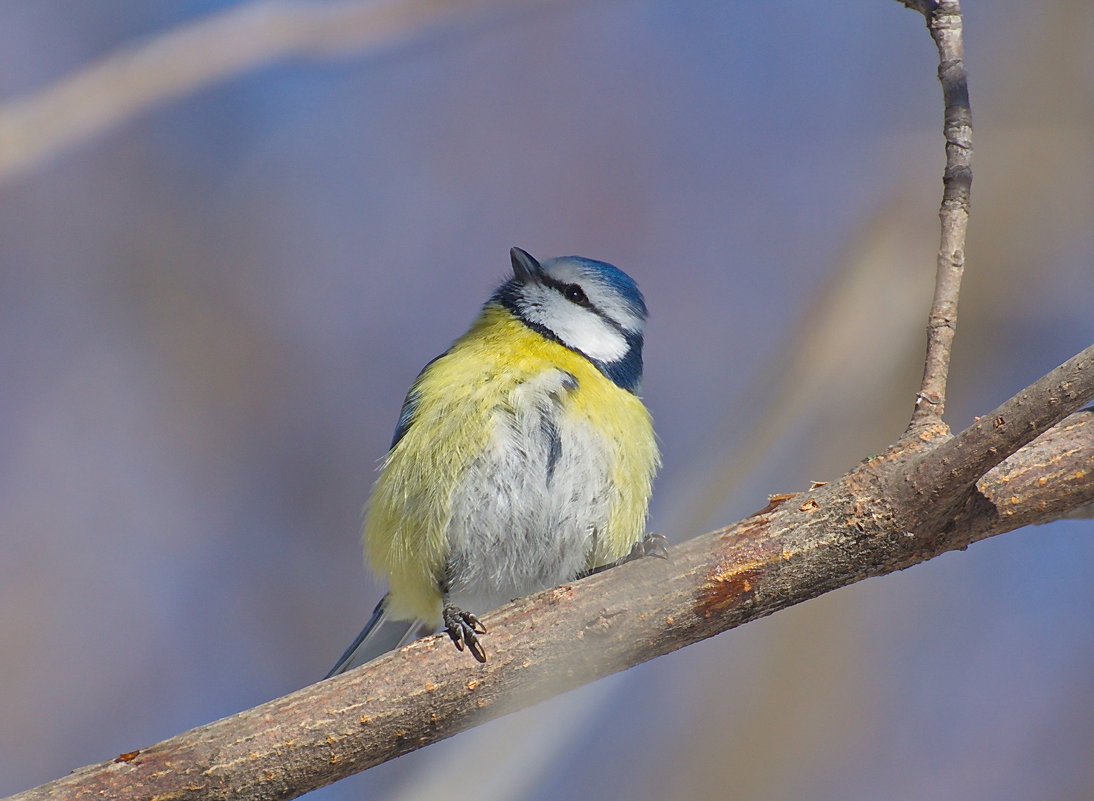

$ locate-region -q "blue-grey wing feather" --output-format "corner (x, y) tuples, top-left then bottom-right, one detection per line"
(325, 596), (431, 677)
(388, 351), (449, 450)
(390, 389), (420, 449)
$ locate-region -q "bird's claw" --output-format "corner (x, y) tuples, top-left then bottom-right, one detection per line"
(630, 532), (669, 561)
(443, 604), (487, 663)
(585, 533), (670, 578)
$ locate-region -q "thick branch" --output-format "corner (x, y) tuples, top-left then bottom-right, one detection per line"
(958, 410), (1094, 538)
(0, 0), (554, 184)
(905, 343), (1094, 507)
(900, 0), (973, 425)
(5, 404), (1091, 801)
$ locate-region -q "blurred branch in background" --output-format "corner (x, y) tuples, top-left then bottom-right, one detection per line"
(674, 199), (935, 537)
(678, 0), (975, 532)
(0, 0), (561, 185)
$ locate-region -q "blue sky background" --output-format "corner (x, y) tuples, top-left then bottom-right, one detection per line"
(1, 2), (1092, 800)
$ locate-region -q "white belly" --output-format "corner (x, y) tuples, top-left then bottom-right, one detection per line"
(443, 368), (614, 614)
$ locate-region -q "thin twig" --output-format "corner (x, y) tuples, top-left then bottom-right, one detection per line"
(901, 0), (973, 426)
(0, 0), (554, 185)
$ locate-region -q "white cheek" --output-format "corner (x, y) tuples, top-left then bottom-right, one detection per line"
(550, 308), (628, 362)
(522, 291), (628, 363)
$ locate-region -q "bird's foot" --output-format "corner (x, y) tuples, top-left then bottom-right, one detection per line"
(628, 532), (669, 561)
(443, 604), (487, 663)
(586, 533), (670, 577)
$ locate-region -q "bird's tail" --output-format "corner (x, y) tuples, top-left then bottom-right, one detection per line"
(325, 595), (430, 678)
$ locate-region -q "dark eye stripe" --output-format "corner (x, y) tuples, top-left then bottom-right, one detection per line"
(537, 273), (633, 338)
(542, 274), (591, 306)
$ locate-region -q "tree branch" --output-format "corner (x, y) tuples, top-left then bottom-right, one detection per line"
(899, 0), (973, 426)
(957, 409), (1094, 538)
(0, 0), (556, 185)
(907, 343), (1094, 504)
(5, 400), (1091, 801)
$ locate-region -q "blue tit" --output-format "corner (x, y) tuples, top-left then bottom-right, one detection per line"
(326, 247), (659, 674)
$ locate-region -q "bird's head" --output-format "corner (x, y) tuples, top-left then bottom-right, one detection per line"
(493, 247), (648, 393)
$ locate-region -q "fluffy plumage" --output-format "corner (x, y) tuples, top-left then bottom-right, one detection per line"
(326, 248), (658, 675)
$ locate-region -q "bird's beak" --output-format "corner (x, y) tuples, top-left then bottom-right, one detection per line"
(510, 247), (544, 283)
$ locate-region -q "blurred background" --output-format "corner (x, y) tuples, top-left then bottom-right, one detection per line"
(1, 1), (1092, 799)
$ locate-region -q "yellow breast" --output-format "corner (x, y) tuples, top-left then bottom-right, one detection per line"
(364, 303), (659, 624)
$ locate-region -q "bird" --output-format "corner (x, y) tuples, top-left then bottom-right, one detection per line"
(325, 247), (659, 676)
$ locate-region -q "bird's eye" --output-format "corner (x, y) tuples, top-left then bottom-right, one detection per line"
(564, 284), (589, 306)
